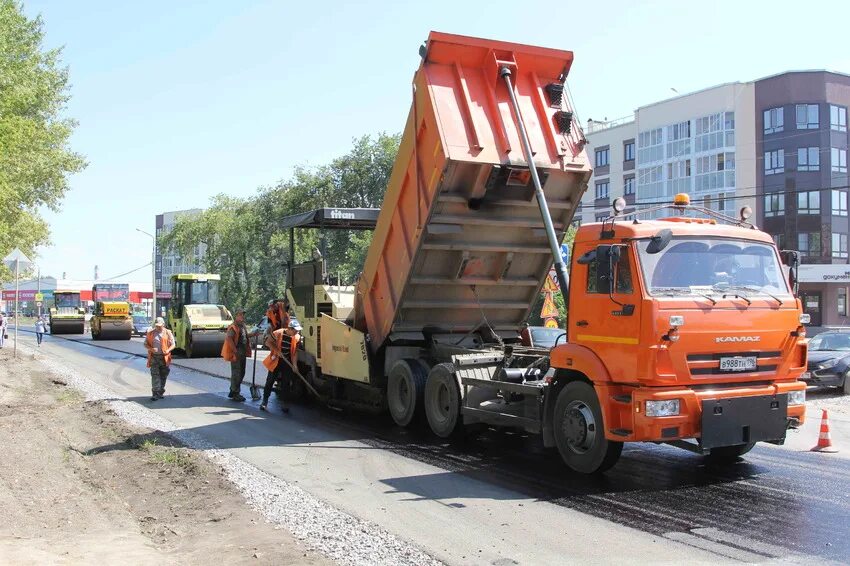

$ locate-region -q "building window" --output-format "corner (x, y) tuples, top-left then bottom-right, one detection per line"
(595, 213), (607, 222)
(764, 193), (785, 217)
(831, 105), (847, 132)
(595, 181), (609, 200)
(695, 112), (734, 153)
(764, 150), (785, 175)
(832, 148), (848, 173)
(833, 189), (848, 216)
(796, 104), (819, 129)
(764, 107), (784, 134)
(797, 147), (820, 171)
(839, 288), (848, 317)
(595, 148), (610, 167)
(798, 233), (821, 256)
(772, 233), (786, 249)
(623, 176), (635, 195)
(666, 121), (691, 158)
(832, 233), (848, 259)
(798, 190), (820, 215)
(637, 128), (663, 163)
(624, 141), (635, 161)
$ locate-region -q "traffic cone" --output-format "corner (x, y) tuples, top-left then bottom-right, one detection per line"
(811, 409), (838, 453)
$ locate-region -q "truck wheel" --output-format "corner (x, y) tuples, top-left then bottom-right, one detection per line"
(425, 363), (463, 438)
(388, 359), (427, 427)
(706, 443), (755, 464)
(553, 381), (622, 474)
(185, 332), (193, 358)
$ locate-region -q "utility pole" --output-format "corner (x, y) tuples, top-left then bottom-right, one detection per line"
(36, 265), (41, 318)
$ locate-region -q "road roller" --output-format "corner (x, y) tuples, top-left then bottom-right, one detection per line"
(49, 291), (86, 334)
(90, 283), (133, 340)
(167, 273), (232, 358)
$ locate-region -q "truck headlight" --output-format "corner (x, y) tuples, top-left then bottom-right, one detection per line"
(788, 390), (806, 406)
(818, 358), (839, 370)
(646, 399), (680, 417)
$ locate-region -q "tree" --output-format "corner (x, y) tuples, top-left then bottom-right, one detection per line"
(160, 133), (400, 321)
(0, 1), (86, 279)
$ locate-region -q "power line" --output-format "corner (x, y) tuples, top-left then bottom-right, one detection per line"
(101, 262), (153, 282)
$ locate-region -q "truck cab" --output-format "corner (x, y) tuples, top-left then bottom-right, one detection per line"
(545, 198), (807, 472)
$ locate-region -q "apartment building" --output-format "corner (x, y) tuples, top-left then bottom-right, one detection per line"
(154, 209), (206, 299)
(579, 70), (850, 327)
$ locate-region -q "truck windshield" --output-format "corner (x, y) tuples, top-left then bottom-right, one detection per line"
(55, 294), (80, 308)
(190, 280), (220, 304)
(636, 238), (792, 298)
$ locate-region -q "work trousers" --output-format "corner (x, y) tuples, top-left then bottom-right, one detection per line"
(36, 332), (44, 345)
(262, 365), (291, 407)
(230, 355), (247, 395)
(150, 354), (170, 396)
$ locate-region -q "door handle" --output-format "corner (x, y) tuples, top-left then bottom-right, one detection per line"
(576, 320), (589, 327)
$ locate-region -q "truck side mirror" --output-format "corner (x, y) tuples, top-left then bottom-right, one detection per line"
(780, 250), (800, 296)
(646, 229), (673, 254)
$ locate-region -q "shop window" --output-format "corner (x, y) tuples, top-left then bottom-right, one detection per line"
(840, 288), (848, 317)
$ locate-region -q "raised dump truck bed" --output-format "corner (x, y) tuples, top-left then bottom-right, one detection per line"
(355, 31), (592, 350)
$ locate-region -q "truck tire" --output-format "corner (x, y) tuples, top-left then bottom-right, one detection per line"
(388, 359), (427, 427)
(553, 381), (622, 474)
(185, 331), (194, 358)
(706, 442), (755, 464)
(425, 363), (463, 438)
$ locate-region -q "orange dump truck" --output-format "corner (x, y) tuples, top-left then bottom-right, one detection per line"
(281, 32), (807, 474)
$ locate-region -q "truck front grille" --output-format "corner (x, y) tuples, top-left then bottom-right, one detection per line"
(686, 351), (782, 377)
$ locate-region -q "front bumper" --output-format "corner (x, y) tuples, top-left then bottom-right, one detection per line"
(600, 381), (806, 445)
(802, 369), (845, 387)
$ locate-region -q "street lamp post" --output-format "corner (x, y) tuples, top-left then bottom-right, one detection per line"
(136, 228), (156, 320)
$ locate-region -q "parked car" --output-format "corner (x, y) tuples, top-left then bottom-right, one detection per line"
(520, 325), (566, 349)
(803, 330), (850, 394)
(132, 315), (152, 337)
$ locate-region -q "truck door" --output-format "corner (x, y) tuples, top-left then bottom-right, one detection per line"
(569, 244), (641, 382)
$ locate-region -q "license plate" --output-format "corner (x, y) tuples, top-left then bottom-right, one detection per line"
(802, 372), (812, 380)
(719, 356), (757, 372)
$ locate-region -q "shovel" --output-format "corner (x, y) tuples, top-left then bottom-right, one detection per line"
(249, 341), (261, 401)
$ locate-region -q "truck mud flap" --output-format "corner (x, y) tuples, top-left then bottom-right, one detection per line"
(701, 394), (788, 449)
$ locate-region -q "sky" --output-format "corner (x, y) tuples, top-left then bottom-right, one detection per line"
(24, 0), (850, 282)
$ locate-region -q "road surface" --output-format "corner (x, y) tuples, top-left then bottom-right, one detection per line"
(17, 332), (850, 564)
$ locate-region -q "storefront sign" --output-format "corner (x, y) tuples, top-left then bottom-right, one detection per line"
(799, 265), (850, 283)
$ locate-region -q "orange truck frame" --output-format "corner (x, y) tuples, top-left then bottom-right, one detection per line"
(280, 32), (808, 474)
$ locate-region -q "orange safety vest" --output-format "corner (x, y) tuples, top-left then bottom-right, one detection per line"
(221, 323), (252, 362)
(262, 328), (300, 372)
(145, 328), (174, 367)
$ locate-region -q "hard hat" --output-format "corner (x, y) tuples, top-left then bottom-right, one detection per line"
(289, 318), (302, 331)
(154, 317), (165, 327)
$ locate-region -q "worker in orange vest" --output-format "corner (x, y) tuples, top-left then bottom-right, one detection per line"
(145, 317), (175, 401)
(260, 318), (301, 413)
(221, 308), (259, 402)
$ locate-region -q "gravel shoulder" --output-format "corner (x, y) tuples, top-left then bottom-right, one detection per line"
(0, 347), (330, 565)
